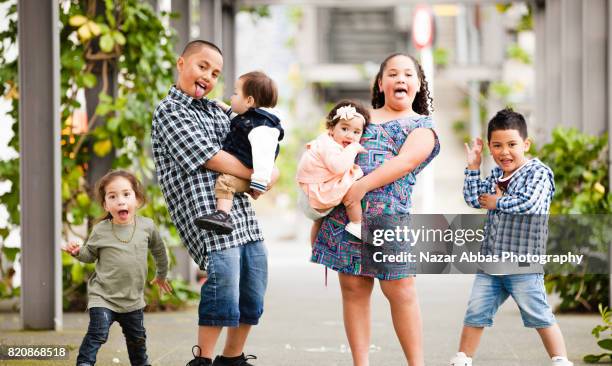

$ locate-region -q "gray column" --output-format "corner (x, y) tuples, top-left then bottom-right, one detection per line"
(18, 0), (62, 330)
(222, 2), (236, 100)
(480, 5), (504, 66)
(560, 0), (582, 128)
(544, 0), (561, 131)
(533, 4), (548, 142)
(199, 0), (222, 46)
(581, 0), (607, 136)
(466, 5), (481, 139)
(171, 0), (191, 56)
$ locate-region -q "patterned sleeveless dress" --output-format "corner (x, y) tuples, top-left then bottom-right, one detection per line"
(311, 115), (440, 280)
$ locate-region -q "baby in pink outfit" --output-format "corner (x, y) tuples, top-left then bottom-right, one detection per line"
(297, 100), (369, 241)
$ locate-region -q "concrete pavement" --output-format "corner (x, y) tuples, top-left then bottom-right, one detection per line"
(0, 215), (602, 365)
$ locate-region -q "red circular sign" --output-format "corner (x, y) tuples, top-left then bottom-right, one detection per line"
(412, 5), (434, 50)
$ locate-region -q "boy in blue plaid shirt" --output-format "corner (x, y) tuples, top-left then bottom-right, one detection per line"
(449, 109), (572, 366)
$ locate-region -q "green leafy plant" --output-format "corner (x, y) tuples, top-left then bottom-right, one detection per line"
(496, 2), (533, 32)
(539, 128), (610, 214)
(506, 43), (532, 64)
(239, 5), (271, 21)
(0, 0), (20, 301)
(584, 304), (612, 363)
(539, 127), (611, 313)
(0, 0), (197, 310)
(433, 47), (449, 67)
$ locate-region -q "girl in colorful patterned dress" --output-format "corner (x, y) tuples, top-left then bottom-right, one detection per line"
(311, 53), (440, 366)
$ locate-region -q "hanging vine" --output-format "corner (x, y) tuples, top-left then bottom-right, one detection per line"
(0, 0), (198, 309)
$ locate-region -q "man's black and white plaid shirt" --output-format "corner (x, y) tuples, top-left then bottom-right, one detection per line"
(151, 86), (263, 270)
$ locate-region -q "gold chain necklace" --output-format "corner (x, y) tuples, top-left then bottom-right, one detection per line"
(111, 219), (137, 243)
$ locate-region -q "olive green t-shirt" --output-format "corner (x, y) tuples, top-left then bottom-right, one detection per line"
(75, 216), (168, 313)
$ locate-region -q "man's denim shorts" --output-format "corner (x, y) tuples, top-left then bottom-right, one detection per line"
(198, 240), (268, 327)
(463, 272), (556, 328)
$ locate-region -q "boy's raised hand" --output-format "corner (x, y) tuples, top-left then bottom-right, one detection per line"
(62, 241), (81, 256)
(465, 137), (483, 170)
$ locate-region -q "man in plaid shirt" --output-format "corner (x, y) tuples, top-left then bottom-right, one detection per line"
(152, 40), (274, 366)
(449, 109), (572, 366)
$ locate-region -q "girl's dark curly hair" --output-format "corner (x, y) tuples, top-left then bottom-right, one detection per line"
(325, 99), (370, 130)
(371, 53), (433, 115)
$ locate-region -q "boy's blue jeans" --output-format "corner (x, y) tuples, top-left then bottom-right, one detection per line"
(198, 240), (268, 326)
(76, 307), (150, 366)
(464, 272), (556, 328)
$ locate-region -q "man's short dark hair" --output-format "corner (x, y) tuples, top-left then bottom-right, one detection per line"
(181, 40), (222, 58)
(487, 108), (528, 141)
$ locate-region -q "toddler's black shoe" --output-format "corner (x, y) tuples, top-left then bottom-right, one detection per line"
(194, 210), (234, 234)
(212, 353), (257, 366)
(186, 346), (213, 366)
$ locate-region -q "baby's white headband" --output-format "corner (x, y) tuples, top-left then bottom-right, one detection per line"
(333, 105), (366, 124)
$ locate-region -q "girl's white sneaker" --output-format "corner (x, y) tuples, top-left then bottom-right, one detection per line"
(450, 352), (472, 366)
(551, 356), (573, 366)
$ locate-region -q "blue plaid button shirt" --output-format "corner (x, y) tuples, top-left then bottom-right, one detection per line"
(151, 86), (263, 270)
(463, 158), (555, 256)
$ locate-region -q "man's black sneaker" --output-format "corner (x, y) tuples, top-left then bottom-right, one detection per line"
(211, 353), (257, 366)
(186, 345), (212, 366)
(194, 210), (234, 234)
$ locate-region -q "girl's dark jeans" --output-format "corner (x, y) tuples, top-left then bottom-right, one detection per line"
(76, 307), (150, 366)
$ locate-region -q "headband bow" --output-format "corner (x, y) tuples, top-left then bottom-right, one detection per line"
(333, 105), (365, 123)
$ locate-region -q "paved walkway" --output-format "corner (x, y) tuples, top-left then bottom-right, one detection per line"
(0, 218), (602, 365)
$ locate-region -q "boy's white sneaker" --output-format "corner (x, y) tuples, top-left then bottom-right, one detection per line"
(450, 352), (472, 366)
(551, 356), (573, 366)
(345, 222), (362, 239)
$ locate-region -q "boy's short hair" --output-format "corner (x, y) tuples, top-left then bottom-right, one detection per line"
(240, 71), (277, 108)
(181, 40), (222, 58)
(487, 108), (528, 141)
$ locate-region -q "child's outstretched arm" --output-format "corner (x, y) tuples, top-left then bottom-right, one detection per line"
(148, 227), (172, 294)
(463, 137), (495, 209)
(494, 167), (553, 214)
(62, 240), (97, 263)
